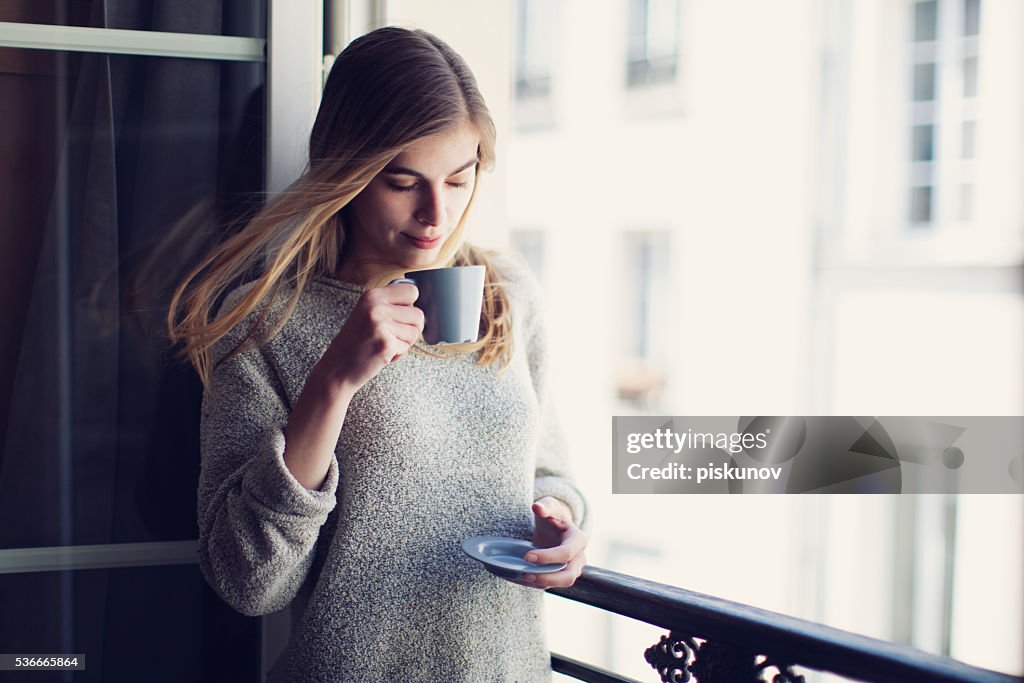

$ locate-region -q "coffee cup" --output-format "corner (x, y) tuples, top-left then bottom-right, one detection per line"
(389, 265), (485, 345)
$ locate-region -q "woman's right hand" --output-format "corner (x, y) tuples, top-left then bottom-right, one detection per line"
(316, 281), (424, 395)
(281, 281), (420, 491)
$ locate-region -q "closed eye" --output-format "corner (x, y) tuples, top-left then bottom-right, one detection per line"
(387, 180), (472, 193)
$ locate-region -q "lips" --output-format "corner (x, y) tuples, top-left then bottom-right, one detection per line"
(403, 233), (443, 249)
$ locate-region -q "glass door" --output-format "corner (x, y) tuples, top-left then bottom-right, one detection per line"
(0, 2), (267, 680)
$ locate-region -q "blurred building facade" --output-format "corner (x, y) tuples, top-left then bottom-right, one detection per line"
(506, 0), (1022, 678)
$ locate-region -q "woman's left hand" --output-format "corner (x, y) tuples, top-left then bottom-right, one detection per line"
(515, 496), (587, 589)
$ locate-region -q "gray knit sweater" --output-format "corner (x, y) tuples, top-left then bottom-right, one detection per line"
(197, 263), (586, 682)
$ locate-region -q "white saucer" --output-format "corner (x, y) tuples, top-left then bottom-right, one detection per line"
(461, 536), (567, 579)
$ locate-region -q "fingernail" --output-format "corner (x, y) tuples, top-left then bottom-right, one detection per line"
(525, 554), (538, 563)
(524, 574), (536, 582)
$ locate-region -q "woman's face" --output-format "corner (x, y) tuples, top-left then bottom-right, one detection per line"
(342, 124), (480, 280)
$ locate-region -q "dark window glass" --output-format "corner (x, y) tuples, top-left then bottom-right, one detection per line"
(0, 48), (266, 550)
(964, 0), (981, 36)
(0, 40), (265, 681)
(912, 124), (934, 161)
(910, 186), (933, 224)
(0, 565), (260, 682)
(0, 1), (266, 38)
(914, 1), (939, 41)
(914, 63), (937, 101)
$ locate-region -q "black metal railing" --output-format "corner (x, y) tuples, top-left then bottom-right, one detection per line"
(548, 566), (1022, 683)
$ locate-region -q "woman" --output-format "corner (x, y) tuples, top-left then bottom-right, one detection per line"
(167, 27), (588, 682)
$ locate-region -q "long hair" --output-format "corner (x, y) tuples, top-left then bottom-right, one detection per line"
(167, 27), (512, 387)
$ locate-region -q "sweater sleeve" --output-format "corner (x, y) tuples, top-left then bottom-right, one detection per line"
(197, 310), (340, 617)
(516, 268), (589, 531)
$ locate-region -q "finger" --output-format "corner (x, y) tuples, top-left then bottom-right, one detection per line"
(533, 509), (570, 533)
(533, 499), (572, 528)
(378, 334), (412, 365)
(525, 527), (586, 565)
(380, 282), (419, 304)
(387, 321), (422, 347)
(525, 552), (586, 590)
(384, 302), (425, 326)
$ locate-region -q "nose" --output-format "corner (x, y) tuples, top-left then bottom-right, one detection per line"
(415, 186), (444, 227)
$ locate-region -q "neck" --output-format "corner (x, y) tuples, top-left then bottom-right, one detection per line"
(332, 257), (365, 286)
(334, 257), (408, 289)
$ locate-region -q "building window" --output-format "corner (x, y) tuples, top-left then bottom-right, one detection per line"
(913, 63), (937, 101)
(961, 120), (975, 158)
(907, 0), (981, 229)
(912, 124), (934, 161)
(911, 186), (934, 224)
(962, 55), (978, 97)
(616, 230), (670, 409)
(915, 0), (939, 40)
(626, 0), (680, 88)
(964, 0), (981, 35)
(513, 0), (558, 100)
(513, 0), (559, 129)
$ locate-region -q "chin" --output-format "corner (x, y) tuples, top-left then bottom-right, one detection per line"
(409, 256), (444, 271)
(404, 245), (448, 267)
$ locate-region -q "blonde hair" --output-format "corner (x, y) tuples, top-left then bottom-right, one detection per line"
(167, 27), (512, 387)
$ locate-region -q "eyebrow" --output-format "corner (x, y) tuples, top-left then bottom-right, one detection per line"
(382, 158), (478, 179)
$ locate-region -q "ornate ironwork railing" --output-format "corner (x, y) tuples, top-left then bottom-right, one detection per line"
(548, 566), (1022, 683)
